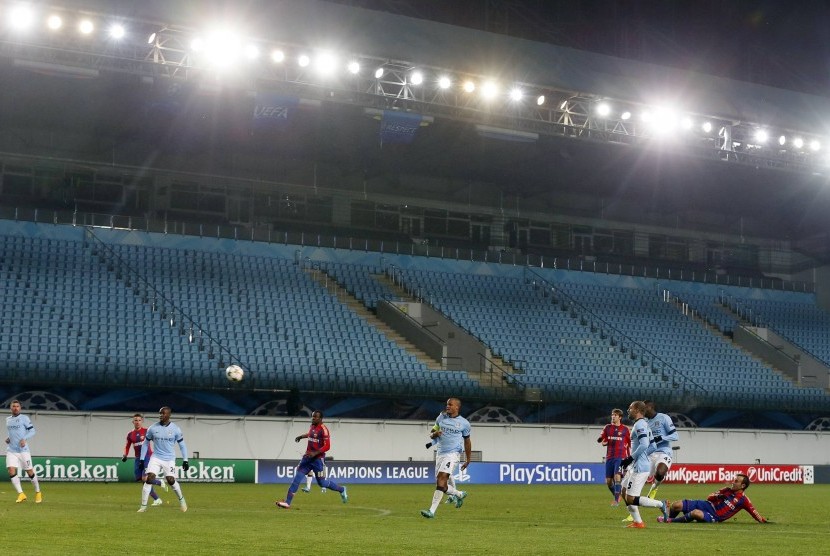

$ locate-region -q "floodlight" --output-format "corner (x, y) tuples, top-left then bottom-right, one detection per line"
(190, 37), (204, 51)
(810, 139), (820, 151)
(754, 129), (768, 143)
(297, 54), (310, 67)
(78, 19), (94, 35)
(480, 81), (498, 99)
(793, 137), (804, 149)
(270, 49), (285, 63)
(347, 61), (360, 75)
(595, 102), (610, 117)
(536, 95), (545, 106)
(313, 52), (337, 75)
(620, 111), (631, 120)
(509, 87), (523, 101)
(109, 24), (125, 39)
(462, 80), (475, 93)
(9, 5), (34, 30)
(410, 71), (423, 85)
(778, 135), (786, 146)
(437, 76), (451, 89)
(46, 14), (62, 30)
(702, 121), (712, 133)
(374, 67), (384, 79)
(147, 32), (156, 44)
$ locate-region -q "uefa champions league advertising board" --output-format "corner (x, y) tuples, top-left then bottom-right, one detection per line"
(258, 461), (606, 484)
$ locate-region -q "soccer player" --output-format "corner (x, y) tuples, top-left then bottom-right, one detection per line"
(597, 408), (630, 506)
(658, 473), (769, 523)
(5, 400), (42, 503)
(619, 401), (668, 528)
(643, 400), (679, 499)
(420, 397), (471, 519)
(122, 413), (166, 506)
(425, 417), (460, 505)
(138, 407), (189, 513)
(276, 411), (347, 509)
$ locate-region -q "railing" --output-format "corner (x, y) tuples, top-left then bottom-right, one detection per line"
(0, 206), (814, 293)
(477, 353), (527, 395)
(524, 267), (707, 403)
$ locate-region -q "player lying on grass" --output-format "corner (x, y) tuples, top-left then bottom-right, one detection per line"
(658, 473), (769, 523)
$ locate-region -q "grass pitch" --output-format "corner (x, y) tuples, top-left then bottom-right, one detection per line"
(1, 482), (826, 555)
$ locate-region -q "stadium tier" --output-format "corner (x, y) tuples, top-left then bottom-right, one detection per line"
(0, 222), (827, 411)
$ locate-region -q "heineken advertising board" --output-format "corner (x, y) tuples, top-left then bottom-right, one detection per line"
(25, 458), (255, 483)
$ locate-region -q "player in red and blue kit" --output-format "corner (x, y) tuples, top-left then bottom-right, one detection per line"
(658, 473), (769, 524)
(121, 413), (165, 505)
(597, 408), (630, 505)
(276, 411), (348, 509)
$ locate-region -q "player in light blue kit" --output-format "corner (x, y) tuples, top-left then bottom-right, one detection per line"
(620, 401), (668, 528)
(5, 400), (43, 503)
(643, 400), (679, 500)
(420, 398), (471, 519)
(138, 407), (189, 513)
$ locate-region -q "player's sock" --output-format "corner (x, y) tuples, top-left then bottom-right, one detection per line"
(30, 474), (40, 493)
(152, 478), (163, 486)
(171, 481), (184, 500)
(10, 475), (23, 494)
(626, 505), (642, 523)
(613, 482), (621, 502)
(305, 475), (313, 490)
(141, 482), (152, 506)
(445, 485), (462, 497)
(320, 478), (344, 493)
(429, 489), (444, 514)
(150, 488), (159, 501)
(647, 481), (661, 499)
(636, 496), (664, 509)
(671, 513), (690, 523)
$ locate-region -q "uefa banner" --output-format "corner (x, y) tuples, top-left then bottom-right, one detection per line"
(258, 460), (606, 485)
(664, 464), (814, 485)
(27, 458), (255, 483)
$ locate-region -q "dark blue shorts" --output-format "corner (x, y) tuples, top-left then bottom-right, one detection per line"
(605, 457), (623, 479)
(297, 456), (326, 477)
(682, 499), (718, 522)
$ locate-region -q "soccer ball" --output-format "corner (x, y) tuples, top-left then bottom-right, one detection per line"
(225, 364), (245, 382)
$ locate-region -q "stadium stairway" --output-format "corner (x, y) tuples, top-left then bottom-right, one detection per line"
(302, 265), (443, 370)
(375, 271), (525, 399)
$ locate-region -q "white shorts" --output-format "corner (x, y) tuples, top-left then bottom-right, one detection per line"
(146, 456), (177, 479)
(648, 452), (673, 478)
(622, 469), (650, 497)
(435, 453), (460, 477)
(6, 451), (33, 471)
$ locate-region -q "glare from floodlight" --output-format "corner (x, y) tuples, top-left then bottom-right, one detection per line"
(754, 129), (768, 143)
(481, 81), (498, 99)
(595, 102), (611, 117)
(438, 76), (451, 89)
(793, 137), (804, 149)
(810, 139), (820, 151)
(536, 95), (545, 106)
(651, 106), (679, 133)
(509, 87), (523, 101)
(313, 52), (337, 75)
(681, 117), (693, 130)
(374, 67), (384, 79)
(47, 14), (62, 30)
(410, 71), (424, 85)
(190, 38), (204, 51)
(347, 61), (360, 75)
(109, 24), (125, 39)
(702, 121), (712, 133)
(244, 44), (259, 60)
(462, 80), (475, 93)
(9, 5), (34, 30)
(271, 49), (285, 63)
(620, 111), (631, 120)
(298, 54), (310, 67)
(78, 19), (94, 35)
(640, 110), (652, 123)
(778, 135), (786, 146)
